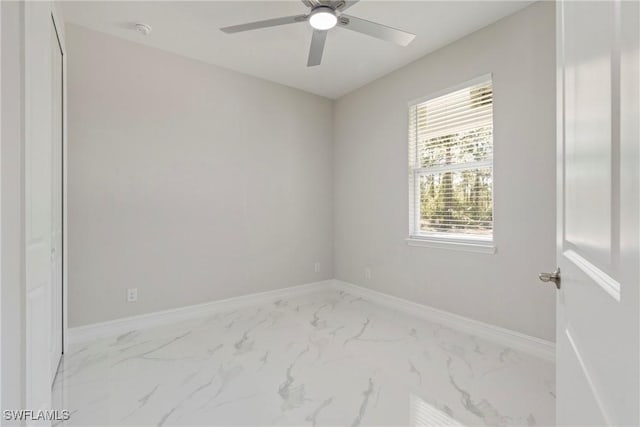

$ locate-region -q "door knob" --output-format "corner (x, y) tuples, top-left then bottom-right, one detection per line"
(539, 267), (560, 289)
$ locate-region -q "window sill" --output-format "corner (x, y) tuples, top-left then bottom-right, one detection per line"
(406, 237), (496, 254)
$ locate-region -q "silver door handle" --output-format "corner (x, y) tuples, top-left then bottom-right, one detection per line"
(539, 267), (561, 289)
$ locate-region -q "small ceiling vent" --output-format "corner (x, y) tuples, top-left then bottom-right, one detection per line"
(134, 23), (152, 36)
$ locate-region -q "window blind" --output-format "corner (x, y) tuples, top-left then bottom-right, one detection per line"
(409, 77), (494, 240)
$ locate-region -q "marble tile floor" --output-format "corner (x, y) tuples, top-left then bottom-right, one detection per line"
(53, 288), (555, 426)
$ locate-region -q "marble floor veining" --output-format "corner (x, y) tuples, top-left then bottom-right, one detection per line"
(53, 289), (555, 426)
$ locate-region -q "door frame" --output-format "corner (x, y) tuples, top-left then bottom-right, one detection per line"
(0, 0), (3, 409)
(0, 1), (27, 411)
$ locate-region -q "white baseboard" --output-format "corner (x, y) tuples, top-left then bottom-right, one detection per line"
(67, 278), (555, 362)
(331, 280), (555, 362)
(66, 280), (332, 345)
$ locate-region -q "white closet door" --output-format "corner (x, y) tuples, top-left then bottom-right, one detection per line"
(24, 0), (53, 414)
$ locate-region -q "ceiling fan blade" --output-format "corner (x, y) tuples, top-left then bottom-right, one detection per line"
(307, 29), (328, 67)
(338, 14), (415, 46)
(337, 1), (360, 12)
(221, 14), (307, 34)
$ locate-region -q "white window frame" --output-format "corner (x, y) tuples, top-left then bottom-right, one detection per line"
(406, 74), (496, 254)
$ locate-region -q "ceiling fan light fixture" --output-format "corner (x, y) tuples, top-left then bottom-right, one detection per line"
(309, 6), (337, 30)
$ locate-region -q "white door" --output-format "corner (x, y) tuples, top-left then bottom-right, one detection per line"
(24, 0), (54, 414)
(51, 14), (64, 382)
(555, 0), (639, 425)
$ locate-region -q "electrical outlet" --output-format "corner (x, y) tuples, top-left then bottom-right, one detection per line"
(365, 267), (372, 279)
(314, 262), (321, 273)
(127, 288), (138, 303)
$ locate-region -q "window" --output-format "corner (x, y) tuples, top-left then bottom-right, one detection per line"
(408, 76), (494, 246)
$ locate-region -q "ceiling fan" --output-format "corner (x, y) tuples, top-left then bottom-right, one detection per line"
(220, 0), (416, 67)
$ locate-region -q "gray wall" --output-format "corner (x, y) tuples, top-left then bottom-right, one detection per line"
(333, 2), (556, 341)
(67, 25), (334, 327)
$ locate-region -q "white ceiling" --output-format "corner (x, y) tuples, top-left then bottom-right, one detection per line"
(61, 1), (533, 99)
